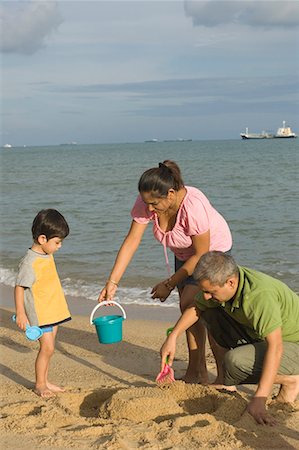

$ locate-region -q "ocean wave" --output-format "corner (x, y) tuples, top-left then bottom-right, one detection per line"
(0, 267), (179, 309)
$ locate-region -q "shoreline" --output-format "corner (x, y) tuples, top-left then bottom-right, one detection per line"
(0, 283), (181, 322)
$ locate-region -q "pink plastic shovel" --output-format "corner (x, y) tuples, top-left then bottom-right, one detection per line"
(156, 361), (175, 385)
(156, 327), (175, 385)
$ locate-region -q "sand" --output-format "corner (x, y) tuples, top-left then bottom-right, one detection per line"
(1, 284), (299, 449)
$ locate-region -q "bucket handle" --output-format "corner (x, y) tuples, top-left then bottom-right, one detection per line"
(90, 301), (127, 325)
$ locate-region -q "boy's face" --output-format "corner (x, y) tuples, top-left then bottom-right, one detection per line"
(38, 236), (63, 255)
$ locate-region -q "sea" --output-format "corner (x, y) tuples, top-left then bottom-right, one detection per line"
(1, 139), (298, 309)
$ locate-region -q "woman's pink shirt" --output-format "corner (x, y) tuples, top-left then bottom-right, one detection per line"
(131, 186), (232, 261)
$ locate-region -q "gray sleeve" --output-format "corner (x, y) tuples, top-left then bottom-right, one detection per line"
(15, 259), (35, 288)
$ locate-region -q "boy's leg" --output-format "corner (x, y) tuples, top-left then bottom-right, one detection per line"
(45, 326), (65, 393)
(35, 330), (55, 398)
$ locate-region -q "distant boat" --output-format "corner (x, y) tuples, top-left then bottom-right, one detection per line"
(240, 128), (273, 140)
(274, 121), (297, 138)
(144, 139), (158, 143)
(163, 138), (193, 142)
(3, 144), (12, 148)
(60, 141), (78, 146)
(240, 121), (297, 140)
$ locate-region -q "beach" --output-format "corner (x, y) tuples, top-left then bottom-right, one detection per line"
(1, 284), (298, 449)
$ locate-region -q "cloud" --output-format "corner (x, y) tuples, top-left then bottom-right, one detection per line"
(0, 1), (63, 54)
(184, 0), (299, 27)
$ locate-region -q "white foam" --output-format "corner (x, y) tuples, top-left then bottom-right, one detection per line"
(0, 268), (179, 309)
(0, 267), (16, 287)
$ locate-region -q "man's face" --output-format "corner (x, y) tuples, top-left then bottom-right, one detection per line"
(199, 278), (237, 303)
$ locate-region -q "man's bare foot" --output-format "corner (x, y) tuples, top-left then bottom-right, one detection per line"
(34, 386), (56, 398)
(46, 382), (65, 393)
(275, 375), (299, 403)
(211, 383), (237, 392)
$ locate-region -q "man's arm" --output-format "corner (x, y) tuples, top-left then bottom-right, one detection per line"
(160, 305), (200, 370)
(246, 327), (283, 426)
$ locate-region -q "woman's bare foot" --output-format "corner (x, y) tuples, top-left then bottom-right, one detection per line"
(34, 386), (56, 398)
(275, 375), (299, 403)
(181, 372), (209, 384)
(211, 383), (237, 392)
(180, 376), (207, 384)
(46, 382), (65, 393)
(180, 365), (209, 384)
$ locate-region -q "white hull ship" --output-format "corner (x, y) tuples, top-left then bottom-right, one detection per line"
(240, 121), (297, 139)
(274, 121), (297, 138)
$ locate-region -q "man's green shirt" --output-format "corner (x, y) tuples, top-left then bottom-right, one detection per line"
(196, 266), (299, 342)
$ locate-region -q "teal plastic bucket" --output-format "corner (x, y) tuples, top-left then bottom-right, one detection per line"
(90, 301), (126, 344)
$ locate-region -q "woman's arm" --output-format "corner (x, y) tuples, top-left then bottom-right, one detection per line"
(170, 230), (210, 286)
(99, 220), (148, 301)
(151, 230), (210, 300)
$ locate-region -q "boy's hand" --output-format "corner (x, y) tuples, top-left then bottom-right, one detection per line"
(15, 313), (29, 332)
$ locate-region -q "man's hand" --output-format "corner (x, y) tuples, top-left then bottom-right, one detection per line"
(160, 334), (177, 370)
(246, 397), (276, 426)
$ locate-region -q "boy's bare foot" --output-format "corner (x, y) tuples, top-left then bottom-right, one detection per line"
(46, 382), (65, 393)
(275, 375), (299, 403)
(34, 386), (56, 398)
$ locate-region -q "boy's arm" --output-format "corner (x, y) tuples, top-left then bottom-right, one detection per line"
(246, 327), (283, 426)
(14, 285), (29, 331)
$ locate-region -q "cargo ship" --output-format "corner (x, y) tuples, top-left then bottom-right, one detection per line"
(240, 121), (297, 139)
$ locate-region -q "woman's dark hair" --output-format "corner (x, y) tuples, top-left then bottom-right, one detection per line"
(138, 160), (184, 197)
(32, 209), (69, 241)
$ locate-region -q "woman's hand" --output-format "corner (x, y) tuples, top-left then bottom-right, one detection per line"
(98, 281), (118, 302)
(151, 281), (173, 302)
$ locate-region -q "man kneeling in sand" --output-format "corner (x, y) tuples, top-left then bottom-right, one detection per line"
(160, 251), (299, 426)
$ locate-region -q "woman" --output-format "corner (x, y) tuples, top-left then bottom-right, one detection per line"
(99, 160), (232, 384)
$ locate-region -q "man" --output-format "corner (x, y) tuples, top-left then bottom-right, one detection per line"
(160, 251), (299, 425)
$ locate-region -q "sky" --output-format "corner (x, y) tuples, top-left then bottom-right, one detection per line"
(1, 0), (299, 146)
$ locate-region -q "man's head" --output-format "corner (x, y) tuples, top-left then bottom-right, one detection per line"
(193, 251), (239, 303)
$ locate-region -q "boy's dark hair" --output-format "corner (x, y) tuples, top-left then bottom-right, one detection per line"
(32, 209), (69, 242)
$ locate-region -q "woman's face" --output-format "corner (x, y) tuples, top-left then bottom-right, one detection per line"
(141, 190), (174, 214)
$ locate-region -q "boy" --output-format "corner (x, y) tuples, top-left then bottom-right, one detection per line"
(14, 209), (71, 398)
